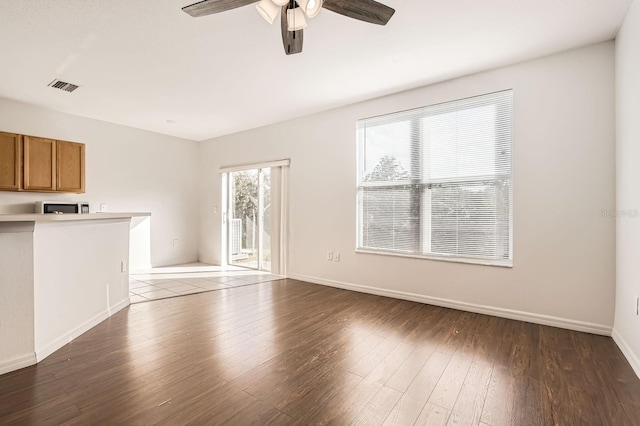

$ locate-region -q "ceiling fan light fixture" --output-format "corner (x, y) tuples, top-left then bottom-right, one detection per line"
(297, 0), (322, 18)
(287, 7), (307, 31)
(256, 0), (280, 24)
(182, 0), (395, 55)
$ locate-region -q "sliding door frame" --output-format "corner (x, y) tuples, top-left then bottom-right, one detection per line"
(220, 159), (289, 276)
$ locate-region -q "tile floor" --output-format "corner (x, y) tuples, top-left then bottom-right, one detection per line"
(129, 262), (283, 303)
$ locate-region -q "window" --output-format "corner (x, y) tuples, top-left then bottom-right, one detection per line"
(357, 90), (513, 266)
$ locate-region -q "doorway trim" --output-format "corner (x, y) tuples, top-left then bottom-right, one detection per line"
(220, 159), (290, 174)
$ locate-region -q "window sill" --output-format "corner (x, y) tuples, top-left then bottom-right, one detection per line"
(355, 248), (513, 268)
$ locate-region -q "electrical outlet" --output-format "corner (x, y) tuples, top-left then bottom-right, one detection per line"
(172, 239), (179, 247)
(334, 252), (340, 262)
(636, 296), (639, 316)
(100, 203), (107, 212)
(327, 251), (333, 261)
(120, 261), (127, 273)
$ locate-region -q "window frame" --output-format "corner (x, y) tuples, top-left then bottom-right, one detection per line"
(356, 90), (514, 268)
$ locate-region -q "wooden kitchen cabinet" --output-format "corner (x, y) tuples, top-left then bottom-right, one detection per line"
(0, 132), (22, 190)
(0, 132), (85, 193)
(57, 140), (85, 193)
(23, 136), (57, 191)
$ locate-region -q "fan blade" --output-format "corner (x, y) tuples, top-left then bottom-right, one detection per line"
(182, 0), (258, 17)
(281, 5), (303, 55)
(322, 0), (395, 25)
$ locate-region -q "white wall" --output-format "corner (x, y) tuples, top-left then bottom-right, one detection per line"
(33, 219), (130, 360)
(0, 227), (34, 374)
(0, 217), (133, 374)
(0, 97), (199, 267)
(199, 42), (616, 333)
(614, 0), (640, 377)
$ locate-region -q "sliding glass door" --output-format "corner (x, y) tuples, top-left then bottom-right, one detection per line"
(228, 168), (271, 271)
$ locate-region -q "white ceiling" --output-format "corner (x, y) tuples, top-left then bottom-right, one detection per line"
(0, 0), (632, 141)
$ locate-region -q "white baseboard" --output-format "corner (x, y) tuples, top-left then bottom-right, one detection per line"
(0, 353), (37, 376)
(129, 264), (152, 274)
(612, 329), (640, 379)
(109, 298), (131, 317)
(288, 274), (612, 336)
(36, 298), (130, 362)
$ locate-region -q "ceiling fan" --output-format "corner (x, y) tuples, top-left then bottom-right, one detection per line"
(182, 0), (395, 55)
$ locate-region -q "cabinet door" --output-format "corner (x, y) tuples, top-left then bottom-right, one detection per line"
(24, 136), (56, 191)
(0, 132), (22, 190)
(56, 140), (85, 193)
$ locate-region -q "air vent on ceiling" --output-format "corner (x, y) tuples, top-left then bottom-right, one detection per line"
(47, 79), (80, 93)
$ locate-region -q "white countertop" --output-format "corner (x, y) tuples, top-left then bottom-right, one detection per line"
(0, 212), (151, 222)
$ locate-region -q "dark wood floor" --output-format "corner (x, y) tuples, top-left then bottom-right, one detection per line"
(1, 279), (639, 425)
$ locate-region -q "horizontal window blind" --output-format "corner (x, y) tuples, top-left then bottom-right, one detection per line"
(357, 90), (513, 266)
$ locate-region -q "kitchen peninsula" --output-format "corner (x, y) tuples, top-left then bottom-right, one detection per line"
(0, 212), (150, 375)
